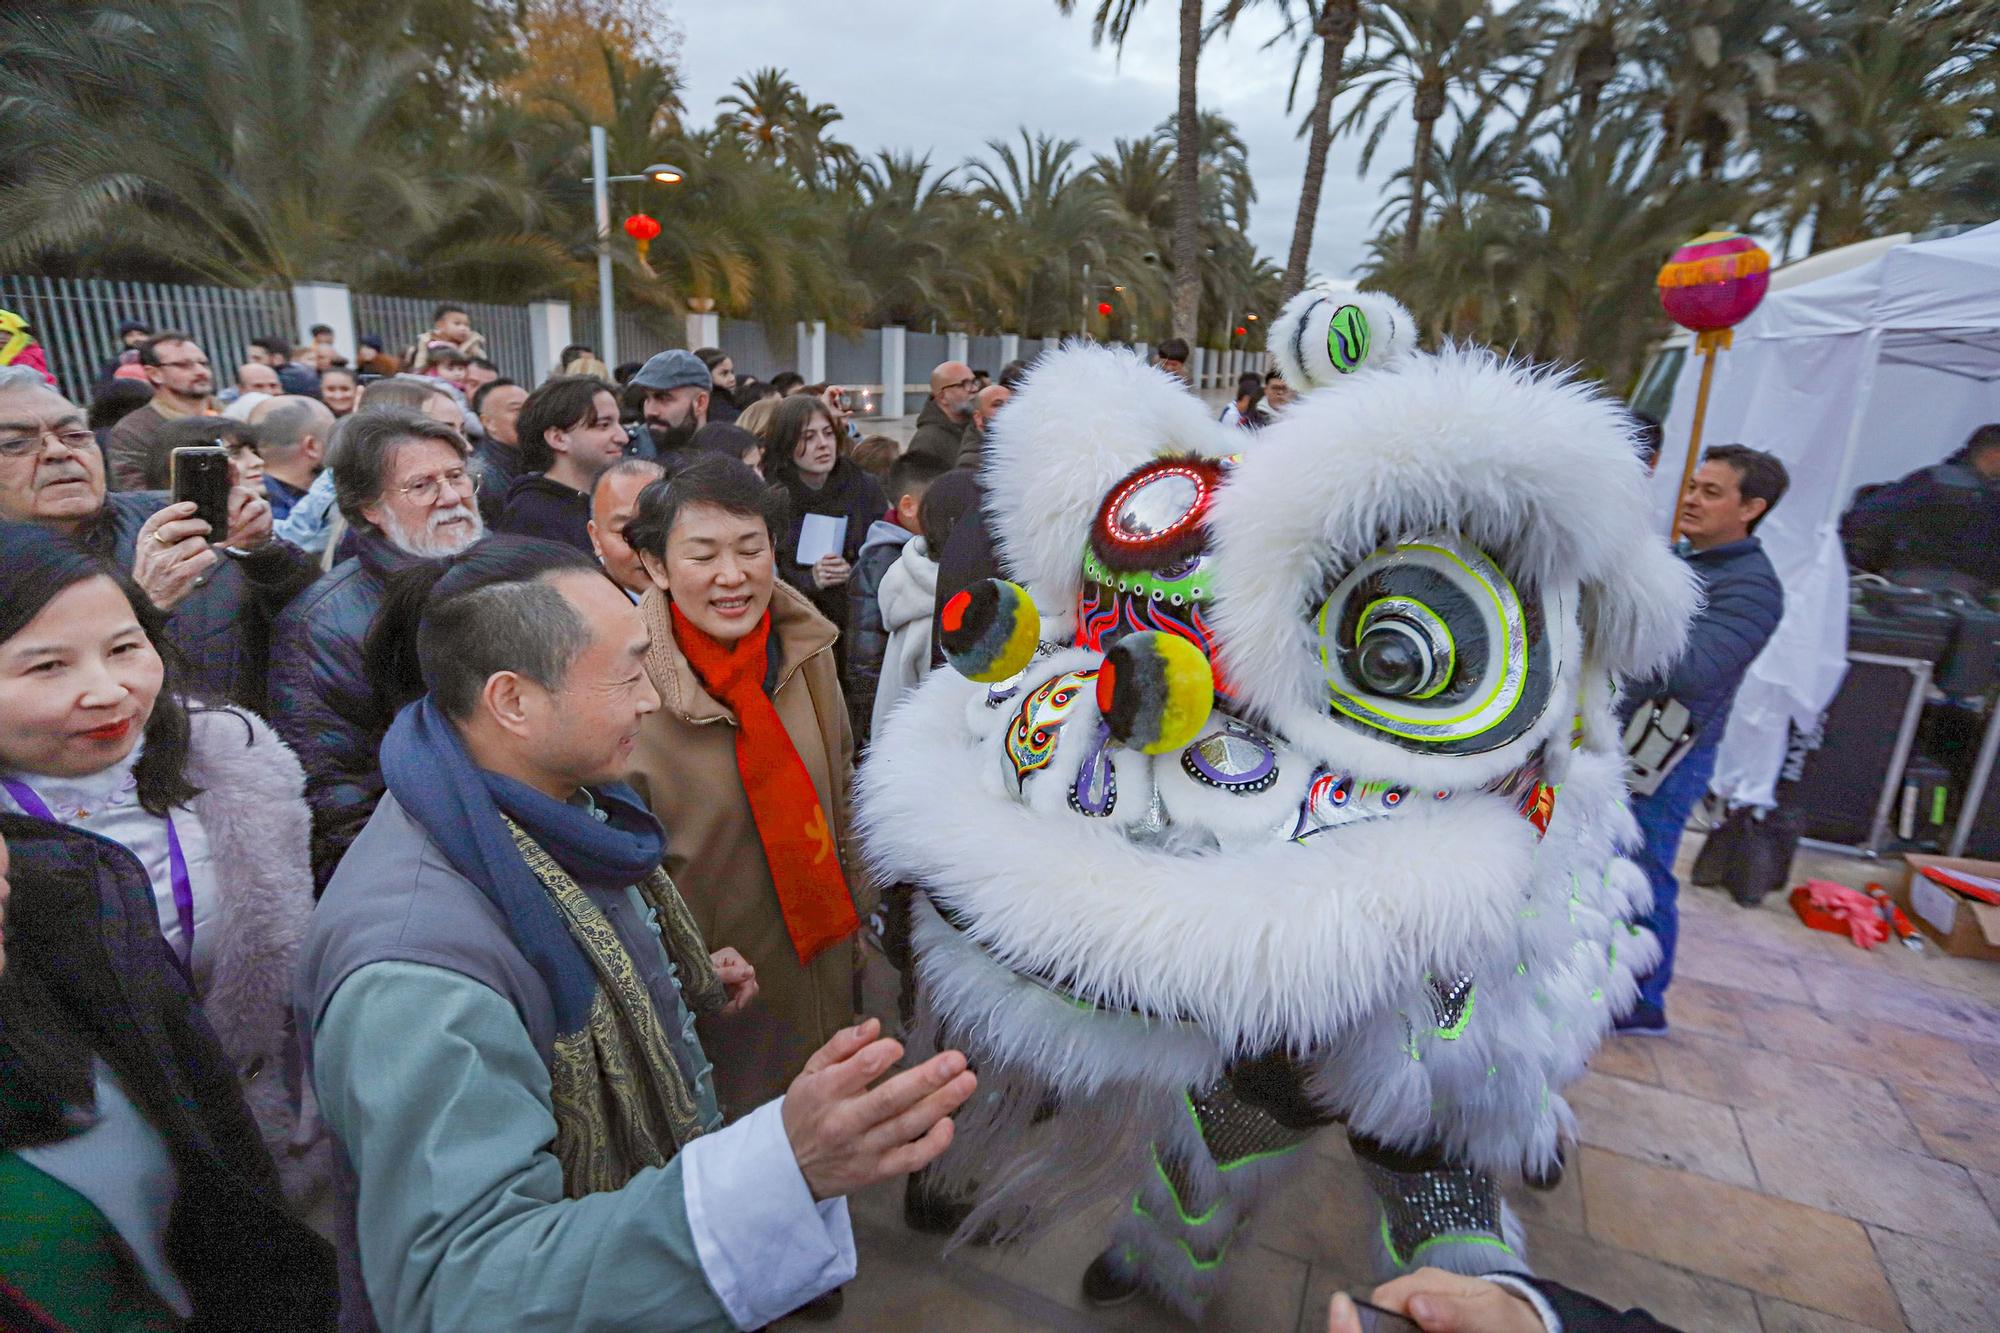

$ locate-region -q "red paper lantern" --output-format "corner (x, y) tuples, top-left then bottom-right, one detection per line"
(1097, 301), (1113, 318)
(1233, 326), (1247, 338)
(623, 213), (663, 262)
(1656, 230), (1769, 334)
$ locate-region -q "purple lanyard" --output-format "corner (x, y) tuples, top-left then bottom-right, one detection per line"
(3, 776), (195, 973)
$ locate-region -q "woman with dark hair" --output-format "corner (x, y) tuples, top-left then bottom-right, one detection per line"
(623, 457), (864, 1120)
(692, 347), (741, 424)
(0, 524), (326, 1197)
(690, 421), (764, 477)
(87, 378), (157, 446)
(763, 394), (886, 651)
(0, 524), (336, 1328)
(139, 415), (266, 495)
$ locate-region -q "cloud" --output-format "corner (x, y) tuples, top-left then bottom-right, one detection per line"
(676, 0), (1407, 298)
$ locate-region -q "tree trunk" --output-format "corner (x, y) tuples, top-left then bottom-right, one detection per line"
(1402, 71), (1446, 259)
(1170, 0), (1204, 345)
(1281, 0), (1361, 305)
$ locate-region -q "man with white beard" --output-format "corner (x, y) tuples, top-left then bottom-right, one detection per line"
(269, 408), (490, 890)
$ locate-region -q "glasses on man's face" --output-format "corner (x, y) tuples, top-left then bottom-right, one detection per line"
(0, 426), (97, 460)
(394, 466), (481, 505)
(950, 378), (977, 392)
(155, 358), (210, 371)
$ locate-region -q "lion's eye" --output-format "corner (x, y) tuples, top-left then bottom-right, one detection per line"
(1313, 534), (1556, 754)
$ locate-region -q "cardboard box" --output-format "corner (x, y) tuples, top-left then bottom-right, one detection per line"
(1896, 854), (2000, 962)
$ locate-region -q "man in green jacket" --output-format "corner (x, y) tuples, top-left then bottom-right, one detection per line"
(299, 537), (975, 1331)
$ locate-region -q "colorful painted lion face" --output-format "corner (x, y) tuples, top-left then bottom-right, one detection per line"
(858, 293), (1698, 1183)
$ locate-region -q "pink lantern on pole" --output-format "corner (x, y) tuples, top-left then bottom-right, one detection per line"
(1655, 231), (1771, 535)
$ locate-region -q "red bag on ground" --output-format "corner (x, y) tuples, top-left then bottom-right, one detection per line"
(1788, 881), (1889, 950)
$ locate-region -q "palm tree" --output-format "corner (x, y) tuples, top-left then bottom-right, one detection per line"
(1629, 0), (1813, 182)
(0, 0), (535, 286)
(1216, 0), (1365, 301)
(1335, 0), (1531, 260)
(1055, 0), (1208, 344)
(1756, 0), (1978, 252)
(717, 67), (859, 189)
(1532, 0), (1648, 142)
(965, 129), (1140, 337)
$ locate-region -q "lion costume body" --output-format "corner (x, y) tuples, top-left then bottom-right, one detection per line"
(856, 292), (1699, 1314)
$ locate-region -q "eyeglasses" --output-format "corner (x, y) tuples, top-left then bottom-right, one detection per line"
(0, 427), (97, 460)
(154, 358), (210, 371)
(949, 378), (977, 391)
(394, 466), (481, 505)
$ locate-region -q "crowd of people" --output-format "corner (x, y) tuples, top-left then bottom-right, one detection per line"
(0, 300), (1716, 1333)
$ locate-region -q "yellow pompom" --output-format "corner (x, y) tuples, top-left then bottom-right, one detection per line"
(1096, 631), (1215, 754)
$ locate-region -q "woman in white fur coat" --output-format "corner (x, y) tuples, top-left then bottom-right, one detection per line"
(0, 527), (326, 1212)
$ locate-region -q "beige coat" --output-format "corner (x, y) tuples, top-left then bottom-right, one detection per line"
(628, 580), (864, 1118)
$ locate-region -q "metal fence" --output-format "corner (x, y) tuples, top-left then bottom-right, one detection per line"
(1, 274), (296, 405)
(967, 335), (1007, 375)
(567, 306), (681, 371)
(718, 317), (787, 382)
(826, 329), (880, 387)
(355, 293), (535, 382)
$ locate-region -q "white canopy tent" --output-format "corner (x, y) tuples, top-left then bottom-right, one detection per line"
(1648, 221), (2000, 807)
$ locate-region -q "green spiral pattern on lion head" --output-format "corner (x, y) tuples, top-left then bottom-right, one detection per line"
(1328, 303), (1371, 373)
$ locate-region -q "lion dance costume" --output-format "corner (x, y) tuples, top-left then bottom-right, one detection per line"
(856, 290), (1699, 1315)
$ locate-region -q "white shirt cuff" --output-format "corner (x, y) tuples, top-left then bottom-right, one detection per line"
(1487, 1274), (1562, 1333)
(679, 1097), (856, 1330)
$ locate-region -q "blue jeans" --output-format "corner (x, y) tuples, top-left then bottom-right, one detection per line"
(1628, 734), (1722, 1014)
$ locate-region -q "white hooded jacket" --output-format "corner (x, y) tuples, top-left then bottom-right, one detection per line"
(870, 535), (940, 739)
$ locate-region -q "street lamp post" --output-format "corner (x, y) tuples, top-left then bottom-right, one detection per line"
(585, 125), (684, 367)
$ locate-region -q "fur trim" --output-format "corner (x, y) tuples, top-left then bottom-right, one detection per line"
(1207, 345), (1700, 789)
(184, 707), (325, 1210)
(981, 341), (1240, 631)
(1267, 287), (1418, 392)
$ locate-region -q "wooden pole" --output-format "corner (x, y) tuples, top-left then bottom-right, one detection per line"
(1670, 328), (1729, 541)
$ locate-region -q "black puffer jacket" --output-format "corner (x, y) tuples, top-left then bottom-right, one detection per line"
(269, 532), (435, 891)
(1622, 535), (1784, 739)
(93, 492), (319, 711)
(496, 472), (593, 554)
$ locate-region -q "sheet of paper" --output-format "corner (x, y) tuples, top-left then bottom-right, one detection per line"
(796, 513), (847, 566)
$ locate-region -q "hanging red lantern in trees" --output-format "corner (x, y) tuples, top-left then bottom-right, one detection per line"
(1097, 301), (1113, 318)
(1655, 230), (1771, 535)
(623, 213), (663, 261)
(1234, 326), (1248, 338)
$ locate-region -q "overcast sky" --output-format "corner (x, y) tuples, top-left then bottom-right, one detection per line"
(676, 0), (1407, 296)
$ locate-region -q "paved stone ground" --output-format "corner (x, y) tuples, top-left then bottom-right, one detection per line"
(781, 835), (2000, 1332)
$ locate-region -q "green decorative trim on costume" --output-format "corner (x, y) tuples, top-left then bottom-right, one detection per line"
(1169, 1231), (1234, 1271)
(1379, 1209), (1520, 1269)
(1081, 544), (1211, 604)
(1328, 303), (1371, 372)
(1435, 984), (1476, 1041)
(1181, 1088), (1305, 1172)
(1516, 961), (1529, 976)
(1487, 1065), (1499, 1078)
(1138, 1148), (1225, 1227)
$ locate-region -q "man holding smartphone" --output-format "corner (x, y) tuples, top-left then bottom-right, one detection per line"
(0, 366), (317, 710)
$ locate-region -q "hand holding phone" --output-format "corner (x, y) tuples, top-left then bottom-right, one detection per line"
(170, 445), (233, 534)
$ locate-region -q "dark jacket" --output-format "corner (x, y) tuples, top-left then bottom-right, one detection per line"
(845, 518), (915, 744)
(269, 532), (431, 891)
(707, 391), (741, 425)
(1841, 461), (2000, 588)
(0, 812), (339, 1330)
(94, 491), (319, 710)
(263, 473), (309, 524)
(496, 472), (593, 554)
(1625, 535), (1783, 738)
(904, 397), (969, 468)
(929, 469), (1002, 668)
(473, 437), (525, 527)
(777, 459), (889, 647)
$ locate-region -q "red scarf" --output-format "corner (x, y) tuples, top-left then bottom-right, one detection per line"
(670, 602), (857, 964)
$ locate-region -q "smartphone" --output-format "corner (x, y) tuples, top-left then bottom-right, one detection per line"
(170, 445), (233, 535)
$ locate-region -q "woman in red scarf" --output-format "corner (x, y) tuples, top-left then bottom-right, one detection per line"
(624, 455), (865, 1118)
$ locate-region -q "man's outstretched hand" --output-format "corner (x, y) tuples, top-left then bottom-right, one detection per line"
(781, 1018), (975, 1202)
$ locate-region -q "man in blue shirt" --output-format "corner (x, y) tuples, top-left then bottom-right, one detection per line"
(1619, 444), (1788, 1035)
